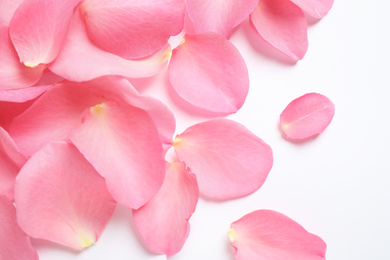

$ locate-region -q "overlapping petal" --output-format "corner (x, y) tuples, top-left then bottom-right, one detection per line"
(0, 100), (35, 131)
(290, 0), (334, 19)
(168, 33), (249, 114)
(0, 0), (24, 27)
(250, 0), (308, 60)
(80, 0), (185, 59)
(280, 93), (335, 140)
(0, 196), (38, 260)
(133, 162), (199, 256)
(14, 142), (116, 250)
(229, 210), (327, 260)
(0, 85), (50, 102)
(173, 119), (273, 200)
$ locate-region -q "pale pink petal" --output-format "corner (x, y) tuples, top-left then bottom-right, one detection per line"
(9, 0), (80, 66)
(280, 93), (335, 140)
(80, 0), (184, 59)
(49, 9), (171, 82)
(14, 142), (116, 250)
(0, 0), (24, 27)
(0, 127), (27, 201)
(229, 210), (327, 260)
(0, 85), (50, 102)
(173, 119), (273, 200)
(70, 101), (165, 209)
(169, 33), (249, 114)
(250, 0), (308, 60)
(290, 0), (334, 19)
(186, 0), (258, 38)
(0, 196), (38, 260)
(133, 162), (199, 256)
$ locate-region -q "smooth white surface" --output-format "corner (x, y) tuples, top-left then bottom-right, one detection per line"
(35, 0), (390, 259)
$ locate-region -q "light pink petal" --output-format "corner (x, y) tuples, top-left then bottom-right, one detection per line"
(0, 0), (24, 27)
(250, 0), (308, 60)
(280, 93), (335, 140)
(173, 119), (273, 200)
(133, 162), (199, 256)
(49, 9), (171, 82)
(80, 0), (184, 59)
(70, 101), (165, 209)
(169, 33), (249, 114)
(229, 210), (327, 260)
(0, 196), (38, 260)
(290, 0), (334, 19)
(0, 127), (27, 201)
(186, 0), (258, 38)
(14, 142), (116, 250)
(0, 85), (50, 102)
(9, 0), (80, 66)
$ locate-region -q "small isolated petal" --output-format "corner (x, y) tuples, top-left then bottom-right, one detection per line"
(187, 0), (258, 38)
(14, 142), (116, 250)
(0, 196), (38, 260)
(290, 0), (334, 19)
(133, 162), (199, 256)
(169, 33), (249, 114)
(80, 0), (184, 59)
(229, 210), (327, 260)
(280, 93), (335, 140)
(173, 119), (273, 200)
(250, 0), (308, 60)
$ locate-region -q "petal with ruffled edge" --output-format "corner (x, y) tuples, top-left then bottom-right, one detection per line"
(14, 142), (116, 250)
(173, 119), (273, 200)
(250, 0), (308, 60)
(133, 162), (199, 256)
(229, 210), (327, 260)
(290, 0), (334, 19)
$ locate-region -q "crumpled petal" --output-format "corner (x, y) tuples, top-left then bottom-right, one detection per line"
(173, 119), (273, 200)
(0, 196), (38, 260)
(133, 162), (199, 256)
(14, 142), (116, 250)
(280, 93), (335, 140)
(80, 0), (184, 59)
(49, 9), (171, 82)
(186, 0), (258, 38)
(229, 210), (327, 260)
(290, 0), (334, 19)
(250, 0), (308, 60)
(0, 127), (26, 201)
(168, 33), (249, 114)
(9, 0), (80, 67)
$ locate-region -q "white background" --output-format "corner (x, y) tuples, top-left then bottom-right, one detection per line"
(35, 0), (390, 259)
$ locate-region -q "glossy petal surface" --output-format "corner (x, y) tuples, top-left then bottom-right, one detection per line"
(14, 142), (116, 250)
(280, 93), (335, 140)
(229, 210), (327, 260)
(133, 162), (199, 256)
(290, 0), (334, 18)
(173, 119), (273, 200)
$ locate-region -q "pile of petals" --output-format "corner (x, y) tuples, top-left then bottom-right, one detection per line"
(0, 0), (334, 259)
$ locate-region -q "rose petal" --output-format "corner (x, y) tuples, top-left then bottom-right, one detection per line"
(168, 33), (249, 114)
(0, 85), (50, 103)
(14, 142), (116, 250)
(290, 0), (334, 19)
(0, 0), (24, 27)
(173, 119), (273, 200)
(229, 210), (327, 260)
(250, 0), (308, 60)
(133, 162), (199, 256)
(0, 100), (35, 131)
(280, 93), (335, 140)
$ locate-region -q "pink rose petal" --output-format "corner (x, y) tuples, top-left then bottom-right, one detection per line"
(168, 33), (249, 114)
(0, 100), (34, 131)
(0, 85), (50, 103)
(229, 210), (327, 260)
(186, 0), (258, 38)
(173, 119), (273, 200)
(250, 0), (308, 60)
(80, 0), (184, 59)
(290, 0), (334, 19)
(0, 0), (24, 27)
(14, 142), (116, 250)
(0, 196), (38, 260)
(133, 162), (199, 256)
(280, 93), (335, 141)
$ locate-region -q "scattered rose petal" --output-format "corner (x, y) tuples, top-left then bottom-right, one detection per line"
(173, 119), (273, 200)
(229, 210), (327, 260)
(290, 0), (334, 19)
(0, 0), (24, 27)
(280, 93), (335, 140)
(169, 33), (249, 114)
(0, 196), (38, 260)
(250, 0), (308, 60)
(0, 100), (35, 131)
(14, 142), (116, 250)
(0, 85), (50, 103)
(133, 162), (199, 256)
